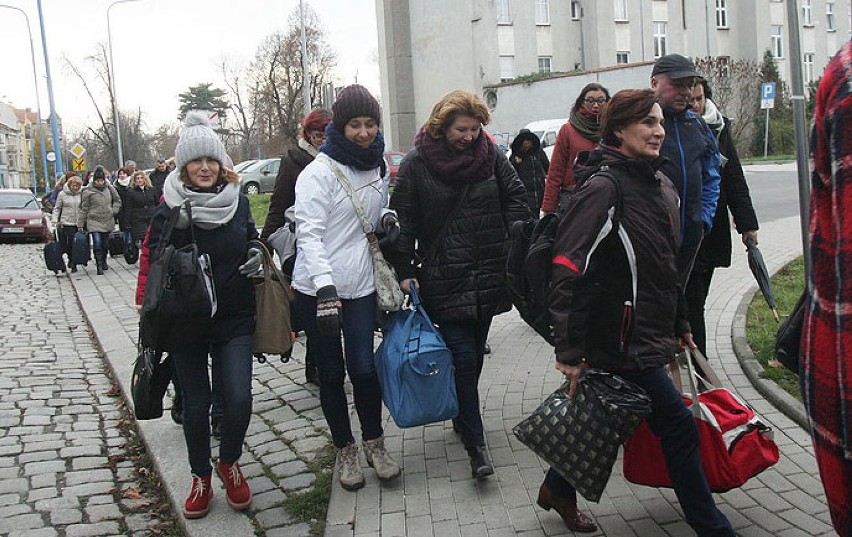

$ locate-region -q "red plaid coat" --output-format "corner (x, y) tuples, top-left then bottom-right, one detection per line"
(803, 38), (852, 537)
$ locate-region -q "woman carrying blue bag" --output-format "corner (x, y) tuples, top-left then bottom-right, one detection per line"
(386, 90), (530, 480)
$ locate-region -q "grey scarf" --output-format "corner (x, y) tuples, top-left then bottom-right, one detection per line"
(701, 99), (725, 138)
(162, 169), (239, 229)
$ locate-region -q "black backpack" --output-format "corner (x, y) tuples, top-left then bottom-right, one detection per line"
(506, 168), (623, 345)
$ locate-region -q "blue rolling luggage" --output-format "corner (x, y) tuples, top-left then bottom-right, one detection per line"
(108, 230), (125, 257)
(43, 231), (66, 274)
(72, 231), (91, 267)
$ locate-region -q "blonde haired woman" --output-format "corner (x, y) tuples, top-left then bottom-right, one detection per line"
(126, 170), (160, 248)
(387, 89), (530, 479)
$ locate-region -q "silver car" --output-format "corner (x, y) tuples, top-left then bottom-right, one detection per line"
(238, 158), (281, 195)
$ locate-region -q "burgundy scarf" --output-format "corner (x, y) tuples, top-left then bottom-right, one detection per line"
(414, 127), (497, 184)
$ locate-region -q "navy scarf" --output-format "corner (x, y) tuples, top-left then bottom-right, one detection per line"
(320, 123), (385, 171)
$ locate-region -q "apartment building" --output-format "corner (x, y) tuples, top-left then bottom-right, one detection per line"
(377, 0), (851, 151)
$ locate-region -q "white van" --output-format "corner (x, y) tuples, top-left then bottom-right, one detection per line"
(521, 118), (568, 159)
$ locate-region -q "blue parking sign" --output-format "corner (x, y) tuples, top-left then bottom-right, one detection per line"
(761, 82), (776, 109)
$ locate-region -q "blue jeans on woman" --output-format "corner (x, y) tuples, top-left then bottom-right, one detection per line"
(294, 291), (384, 449)
(171, 334), (253, 477)
(90, 231), (109, 252)
(543, 365), (733, 536)
(437, 316), (492, 450)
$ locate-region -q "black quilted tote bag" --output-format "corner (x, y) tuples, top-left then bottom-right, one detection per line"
(513, 369), (651, 502)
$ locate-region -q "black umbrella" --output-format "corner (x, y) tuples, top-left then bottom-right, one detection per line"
(745, 238), (779, 322)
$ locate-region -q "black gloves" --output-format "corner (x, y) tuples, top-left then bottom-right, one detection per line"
(316, 285), (342, 339)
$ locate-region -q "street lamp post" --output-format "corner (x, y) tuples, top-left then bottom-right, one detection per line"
(0, 3), (50, 193)
(35, 0), (64, 181)
(299, 0), (311, 115)
(106, 0), (142, 169)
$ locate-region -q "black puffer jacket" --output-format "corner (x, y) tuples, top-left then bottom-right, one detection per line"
(510, 129), (550, 214)
(388, 148), (530, 323)
(550, 146), (688, 372)
(126, 186), (160, 241)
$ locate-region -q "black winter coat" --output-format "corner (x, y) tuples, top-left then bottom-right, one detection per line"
(388, 148), (530, 323)
(260, 145), (314, 240)
(550, 147), (688, 372)
(694, 118), (759, 269)
(146, 195), (259, 345)
(126, 186), (160, 241)
(149, 169), (169, 192)
(115, 182), (132, 231)
(510, 130), (550, 214)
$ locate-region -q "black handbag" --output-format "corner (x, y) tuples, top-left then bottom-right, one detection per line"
(130, 343), (173, 420)
(513, 369), (652, 502)
(774, 290), (805, 374)
(140, 201), (217, 350)
(123, 240), (139, 264)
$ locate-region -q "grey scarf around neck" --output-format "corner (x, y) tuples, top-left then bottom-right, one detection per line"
(162, 169), (240, 229)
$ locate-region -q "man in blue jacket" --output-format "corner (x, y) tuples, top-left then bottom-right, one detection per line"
(651, 54), (721, 285)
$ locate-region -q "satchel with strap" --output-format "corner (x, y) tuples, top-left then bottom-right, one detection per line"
(317, 154), (404, 312)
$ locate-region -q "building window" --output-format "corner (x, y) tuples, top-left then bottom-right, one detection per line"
(771, 25), (784, 58)
(538, 56), (552, 73)
(499, 55), (515, 81)
(616, 51), (630, 64)
(614, 0), (628, 21)
(536, 0), (550, 24)
(827, 2), (836, 31)
(497, 0), (511, 24)
(804, 53), (815, 83)
(802, 0), (813, 26)
(653, 22), (667, 58)
(717, 55), (731, 78)
(715, 0), (728, 28)
(571, 1), (581, 20)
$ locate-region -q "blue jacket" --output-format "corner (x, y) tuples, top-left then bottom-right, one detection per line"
(659, 108), (721, 250)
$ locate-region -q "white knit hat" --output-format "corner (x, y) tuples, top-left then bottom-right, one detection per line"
(175, 110), (228, 172)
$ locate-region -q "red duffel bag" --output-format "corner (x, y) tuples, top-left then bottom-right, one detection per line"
(623, 348), (780, 493)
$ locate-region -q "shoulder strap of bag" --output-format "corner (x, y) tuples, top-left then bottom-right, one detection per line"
(426, 183), (470, 263)
(316, 154), (382, 250)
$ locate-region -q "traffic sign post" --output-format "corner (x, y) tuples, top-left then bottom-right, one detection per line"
(761, 82), (776, 158)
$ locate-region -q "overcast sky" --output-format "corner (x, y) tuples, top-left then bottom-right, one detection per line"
(0, 0), (380, 132)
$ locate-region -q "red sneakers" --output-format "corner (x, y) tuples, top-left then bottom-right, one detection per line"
(216, 461), (252, 510)
(183, 474), (212, 519)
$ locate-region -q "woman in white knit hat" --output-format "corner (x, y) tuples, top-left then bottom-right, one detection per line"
(136, 110), (264, 519)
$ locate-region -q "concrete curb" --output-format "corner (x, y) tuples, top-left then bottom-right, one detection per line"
(730, 265), (811, 432)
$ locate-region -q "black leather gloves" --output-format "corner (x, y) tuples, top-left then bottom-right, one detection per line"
(316, 285), (343, 339)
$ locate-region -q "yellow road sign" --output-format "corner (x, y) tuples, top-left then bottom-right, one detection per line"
(70, 143), (86, 158)
(72, 158), (86, 172)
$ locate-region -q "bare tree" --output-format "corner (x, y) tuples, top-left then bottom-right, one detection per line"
(248, 5), (337, 156)
(62, 44), (152, 169)
(219, 58), (261, 163)
(694, 56), (763, 157)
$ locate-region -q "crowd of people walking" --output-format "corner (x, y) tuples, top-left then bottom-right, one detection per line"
(38, 43), (850, 537)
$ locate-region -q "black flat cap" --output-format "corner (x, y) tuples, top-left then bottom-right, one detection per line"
(651, 54), (700, 79)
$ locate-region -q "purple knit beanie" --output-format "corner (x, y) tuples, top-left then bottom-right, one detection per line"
(332, 84), (381, 132)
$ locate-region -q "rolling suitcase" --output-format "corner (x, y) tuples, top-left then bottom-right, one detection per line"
(43, 231), (66, 274)
(72, 231), (91, 267)
(109, 230), (125, 257)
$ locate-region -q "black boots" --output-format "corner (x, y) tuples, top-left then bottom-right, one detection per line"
(95, 250), (105, 275)
(467, 446), (494, 479)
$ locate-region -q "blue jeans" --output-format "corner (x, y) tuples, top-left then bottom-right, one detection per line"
(90, 231), (109, 252)
(295, 291), (383, 449)
(543, 365), (733, 536)
(437, 316), (492, 450)
(171, 335), (253, 476)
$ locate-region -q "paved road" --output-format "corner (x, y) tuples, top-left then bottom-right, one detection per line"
(0, 244), (175, 536)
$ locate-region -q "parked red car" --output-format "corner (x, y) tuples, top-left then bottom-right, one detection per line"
(384, 151), (406, 188)
(0, 189), (50, 243)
